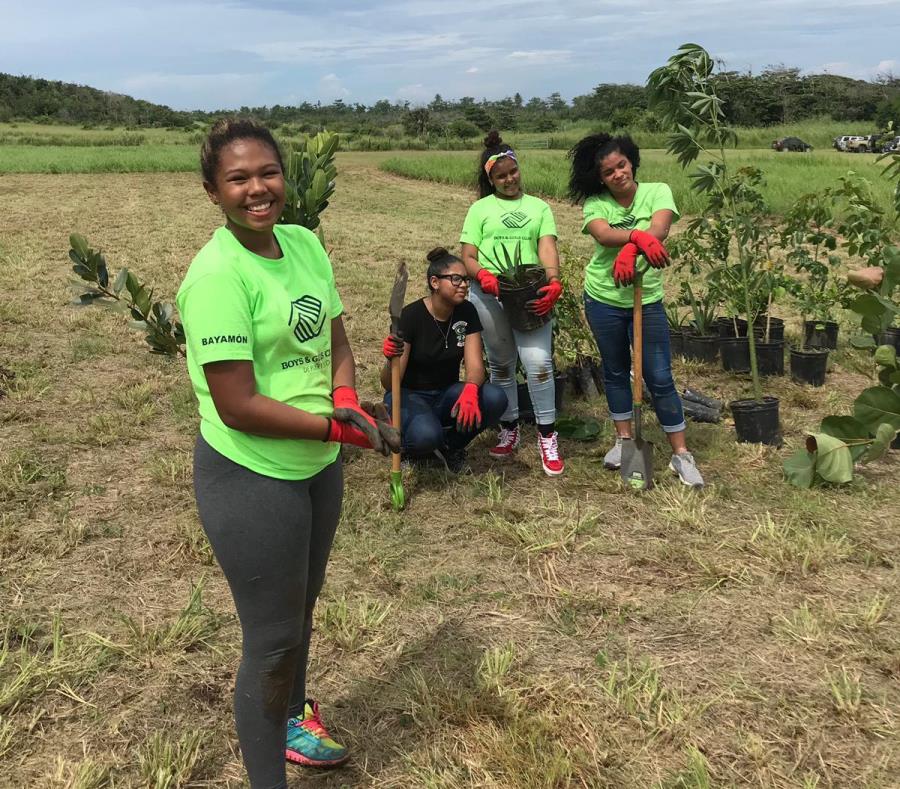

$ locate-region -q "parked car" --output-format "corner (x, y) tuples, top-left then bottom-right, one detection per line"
(772, 136), (812, 152)
(844, 135), (880, 153)
(882, 135), (900, 153)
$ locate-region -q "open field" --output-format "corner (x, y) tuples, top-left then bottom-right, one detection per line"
(381, 149), (896, 217)
(1, 157), (899, 787)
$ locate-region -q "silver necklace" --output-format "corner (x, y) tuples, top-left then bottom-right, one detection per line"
(429, 299), (453, 348)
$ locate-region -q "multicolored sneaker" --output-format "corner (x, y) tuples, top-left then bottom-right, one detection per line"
(537, 431), (565, 476)
(490, 425), (520, 458)
(285, 700), (349, 768)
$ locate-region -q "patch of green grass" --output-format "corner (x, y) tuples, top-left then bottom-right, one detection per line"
(0, 145), (198, 173)
(381, 148), (895, 216)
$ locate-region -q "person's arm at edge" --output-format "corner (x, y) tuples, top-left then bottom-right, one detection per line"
(462, 332), (486, 386)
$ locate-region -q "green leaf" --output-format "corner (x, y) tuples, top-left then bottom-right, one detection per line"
(783, 449), (816, 488)
(854, 386), (900, 432)
(820, 415), (870, 462)
(556, 416), (602, 441)
(70, 234), (90, 259)
(862, 422), (896, 463)
(805, 433), (854, 484)
(861, 314), (884, 335)
(850, 334), (877, 349)
(849, 293), (884, 317)
(113, 267), (128, 296)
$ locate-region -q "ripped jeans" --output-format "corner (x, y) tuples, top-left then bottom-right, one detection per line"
(468, 282), (556, 425)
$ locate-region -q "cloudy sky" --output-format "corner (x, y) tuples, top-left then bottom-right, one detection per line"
(3, 0), (899, 110)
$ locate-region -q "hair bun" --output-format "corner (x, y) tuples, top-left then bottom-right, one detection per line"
(426, 246), (450, 262)
(483, 130), (502, 148)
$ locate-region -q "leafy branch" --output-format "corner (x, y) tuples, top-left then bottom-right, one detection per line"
(68, 234), (185, 356)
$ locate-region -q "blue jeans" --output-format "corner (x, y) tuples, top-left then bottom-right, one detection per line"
(469, 282), (556, 425)
(583, 294), (686, 433)
(384, 382), (508, 456)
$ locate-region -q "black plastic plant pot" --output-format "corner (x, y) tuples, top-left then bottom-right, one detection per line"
(720, 336), (750, 373)
(498, 269), (548, 332)
(669, 329), (684, 357)
(753, 316), (784, 342)
(790, 346), (828, 387)
(683, 333), (719, 364)
(880, 327), (900, 353)
(803, 320), (839, 350)
(755, 340), (785, 376)
(716, 316), (748, 338)
(517, 373), (568, 424)
(730, 396), (781, 445)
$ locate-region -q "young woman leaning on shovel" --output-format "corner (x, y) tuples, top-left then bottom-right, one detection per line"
(568, 132), (704, 489)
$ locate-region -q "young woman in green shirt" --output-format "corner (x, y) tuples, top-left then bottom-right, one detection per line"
(459, 131), (565, 476)
(568, 132), (704, 488)
(177, 118), (397, 787)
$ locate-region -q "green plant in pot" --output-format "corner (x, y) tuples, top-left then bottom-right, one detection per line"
(478, 240), (548, 333)
(678, 281), (720, 364)
(648, 43), (781, 444)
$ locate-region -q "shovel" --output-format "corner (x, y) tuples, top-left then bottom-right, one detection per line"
(621, 271), (654, 491)
(388, 261), (409, 510)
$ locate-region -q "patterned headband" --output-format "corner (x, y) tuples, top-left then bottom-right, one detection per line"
(484, 150), (518, 176)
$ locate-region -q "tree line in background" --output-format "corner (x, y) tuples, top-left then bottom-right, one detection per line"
(2, 67), (899, 136)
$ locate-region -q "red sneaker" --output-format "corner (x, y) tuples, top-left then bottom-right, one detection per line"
(489, 425), (520, 458)
(537, 431), (564, 476)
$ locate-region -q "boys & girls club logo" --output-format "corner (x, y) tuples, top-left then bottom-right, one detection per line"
(288, 295), (325, 342)
(610, 213), (636, 229)
(501, 210), (531, 229)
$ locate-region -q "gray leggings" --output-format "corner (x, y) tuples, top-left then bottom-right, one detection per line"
(193, 436), (343, 789)
(468, 282), (556, 424)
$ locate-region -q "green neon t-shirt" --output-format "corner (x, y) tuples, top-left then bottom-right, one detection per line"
(581, 183), (680, 307)
(176, 224), (343, 480)
(459, 193), (557, 272)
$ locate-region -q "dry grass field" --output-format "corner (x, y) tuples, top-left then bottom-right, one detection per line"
(1, 153), (899, 788)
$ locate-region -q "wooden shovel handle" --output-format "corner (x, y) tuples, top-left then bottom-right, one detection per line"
(633, 276), (643, 405)
(391, 358), (402, 473)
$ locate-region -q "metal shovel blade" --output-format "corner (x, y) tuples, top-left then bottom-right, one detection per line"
(620, 437), (654, 490)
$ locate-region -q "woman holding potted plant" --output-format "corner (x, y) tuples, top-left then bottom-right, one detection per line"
(568, 132), (704, 488)
(459, 131), (565, 476)
(379, 247), (507, 472)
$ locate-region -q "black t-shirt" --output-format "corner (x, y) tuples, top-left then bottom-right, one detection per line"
(399, 298), (482, 390)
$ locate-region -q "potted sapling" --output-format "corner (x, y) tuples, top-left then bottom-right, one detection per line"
(479, 240), (548, 332)
(648, 43), (782, 444)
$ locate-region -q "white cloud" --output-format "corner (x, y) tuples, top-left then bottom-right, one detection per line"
(318, 73), (350, 100)
(506, 50), (572, 65)
(466, 67), (479, 74)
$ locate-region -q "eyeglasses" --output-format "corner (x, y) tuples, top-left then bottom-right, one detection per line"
(434, 274), (471, 286)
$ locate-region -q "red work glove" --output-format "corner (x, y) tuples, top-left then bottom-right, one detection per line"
(476, 268), (500, 297)
(450, 382), (482, 432)
(613, 243), (638, 287)
(629, 229), (669, 268)
(528, 279), (563, 316)
(332, 385), (380, 442)
(382, 333), (404, 359)
(325, 417), (374, 450)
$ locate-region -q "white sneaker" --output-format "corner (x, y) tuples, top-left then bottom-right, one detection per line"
(603, 437), (625, 470)
(669, 451), (705, 488)
(537, 431), (565, 476)
(490, 425), (520, 458)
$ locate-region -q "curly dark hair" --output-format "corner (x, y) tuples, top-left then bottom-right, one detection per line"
(425, 246), (463, 292)
(200, 117), (284, 184)
(476, 129), (516, 198)
(567, 133), (640, 203)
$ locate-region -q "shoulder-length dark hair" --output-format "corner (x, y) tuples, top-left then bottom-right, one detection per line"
(476, 129), (515, 199)
(567, 133), (640, 203)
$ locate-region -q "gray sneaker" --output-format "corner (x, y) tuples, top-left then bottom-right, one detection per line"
(603, 438), (624, 470)
(669, 452), (704, 488)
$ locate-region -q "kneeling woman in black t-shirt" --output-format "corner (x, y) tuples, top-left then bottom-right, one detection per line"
(380, 247), (507, 471)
